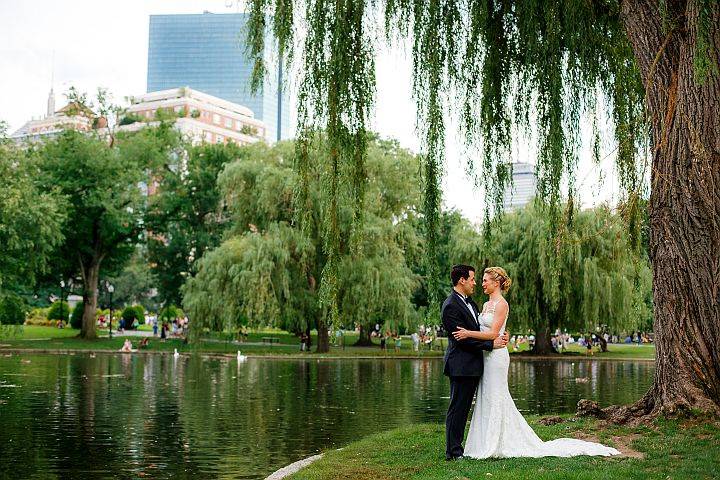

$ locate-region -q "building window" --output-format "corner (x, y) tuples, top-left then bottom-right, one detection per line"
(213, 113), (220, 124)
(225, 117), (233, 128)
(216, 134), (224, 143)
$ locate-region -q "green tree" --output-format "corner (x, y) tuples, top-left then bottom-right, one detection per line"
(69, 301), (84, 329)
(0, 123), (65, 291)
(107, 250), (159, 311)
(146, 142), (244, 306)
(0, 293), (28, 325)
(183, 137), (421, 352)
(47, 300), (70, 322)
(452, 202), (652, 355)
(246, 0), (720, 418)
(36, 129), (149, 339)
(404, 210), (472, 324)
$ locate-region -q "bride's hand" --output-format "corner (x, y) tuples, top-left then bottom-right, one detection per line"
(453, 327), (470, 340)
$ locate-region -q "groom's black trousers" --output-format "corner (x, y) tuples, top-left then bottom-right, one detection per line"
(446, 375), (481, 459)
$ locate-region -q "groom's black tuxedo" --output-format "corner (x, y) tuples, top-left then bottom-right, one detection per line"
(442, 291), (494, 376)
(441, 290), (494, 460)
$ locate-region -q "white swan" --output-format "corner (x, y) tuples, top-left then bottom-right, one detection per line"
(173, 348), (180, 358)
(237, 350), (247, 362)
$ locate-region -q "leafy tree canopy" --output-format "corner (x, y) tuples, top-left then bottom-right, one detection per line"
(0, 126), (66, 291)
(183, 136), (422, 348)
(451, 200), (652, 351)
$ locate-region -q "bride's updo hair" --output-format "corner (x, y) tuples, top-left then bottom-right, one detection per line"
(484, 267), (512, 293)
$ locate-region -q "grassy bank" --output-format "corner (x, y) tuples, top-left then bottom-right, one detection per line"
(288, 416), (719, 479)
(0, 326), (656, 360)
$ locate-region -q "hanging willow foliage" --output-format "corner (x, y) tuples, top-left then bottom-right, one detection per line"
(246, 0), (715, 325)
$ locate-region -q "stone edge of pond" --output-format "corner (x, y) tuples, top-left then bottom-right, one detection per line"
(264, 453), (325, 480)
(0, 348), (655, 362)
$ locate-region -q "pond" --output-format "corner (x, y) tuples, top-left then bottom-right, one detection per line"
(0, 354), (653, 479)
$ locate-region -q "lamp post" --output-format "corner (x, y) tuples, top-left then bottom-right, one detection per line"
(59, 280), (66, 326)
(106, 282), (115, 339)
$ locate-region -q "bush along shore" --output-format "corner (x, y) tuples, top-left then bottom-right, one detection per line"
(283, 415), (719, 480)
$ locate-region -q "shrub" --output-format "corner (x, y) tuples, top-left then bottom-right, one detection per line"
(47, 300), (70, 321)
(0, 294), (28, 325)
(133, 305), (145, 324)
(25, 307), (50, 326)
(118, 113), (144, 126)
(159, 305), (182, 323)
(122, 306), (138, 323)
(70, 301), (84, 329)
(190, 109), (201, 118)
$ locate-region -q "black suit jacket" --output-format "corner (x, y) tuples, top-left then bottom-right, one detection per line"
(442, 291), (494, 377)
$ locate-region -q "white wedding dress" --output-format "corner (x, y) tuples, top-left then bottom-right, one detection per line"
(464, 300), (620, 458)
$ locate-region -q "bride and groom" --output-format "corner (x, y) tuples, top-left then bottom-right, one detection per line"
(443, 264), (620, 460)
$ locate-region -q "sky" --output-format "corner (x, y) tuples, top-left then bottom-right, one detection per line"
(0, 0), (620, 222)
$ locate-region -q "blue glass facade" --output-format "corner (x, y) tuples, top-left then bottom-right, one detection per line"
(147, 12), (291, 141)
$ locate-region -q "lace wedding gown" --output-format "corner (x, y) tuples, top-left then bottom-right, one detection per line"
(464, 301), (620, 458)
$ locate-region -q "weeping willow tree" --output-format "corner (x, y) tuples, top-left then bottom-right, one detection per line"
(182, 137), (421, 352)
(246, 0), (719, 418)
(451, 201), (653, 354)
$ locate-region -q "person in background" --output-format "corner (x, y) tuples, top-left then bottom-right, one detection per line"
(120, 339), (133, 352)
(394, 333), (402, 352)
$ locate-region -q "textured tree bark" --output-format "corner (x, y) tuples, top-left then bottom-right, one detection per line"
(615, 0), (720, 419)
(531, 324), (558, 355)
(315, 317), (330, 353)
(81, 261), (100, 340)
(596, 334), (608, 353)
(354, 325), (373, 346)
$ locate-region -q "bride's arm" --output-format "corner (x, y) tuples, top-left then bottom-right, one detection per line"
(453, 302), (508, 341)
(453, 328), (497, 340)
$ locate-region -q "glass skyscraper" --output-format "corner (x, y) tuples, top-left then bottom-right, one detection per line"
(147, 12), (291, 142)
(503, 162), (537, 211)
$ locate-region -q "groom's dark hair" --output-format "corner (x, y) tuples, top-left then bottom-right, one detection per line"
(451, 264), (475, 286)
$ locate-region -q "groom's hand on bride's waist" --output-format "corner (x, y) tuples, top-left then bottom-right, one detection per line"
(493, 332), (510, 349)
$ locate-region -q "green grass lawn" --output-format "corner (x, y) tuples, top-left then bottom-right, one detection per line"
(0, 326), (656, 359)
(288, 416), (719, 479)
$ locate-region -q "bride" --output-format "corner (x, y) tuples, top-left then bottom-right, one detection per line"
(452, 266), (620, 458)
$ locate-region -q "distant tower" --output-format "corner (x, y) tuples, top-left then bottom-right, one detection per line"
(46, 88), (55, 117)
(47, 52), (55, 117)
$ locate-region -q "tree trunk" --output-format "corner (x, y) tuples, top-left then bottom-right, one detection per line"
(530, 325), (558, 355)
(315, 317), (330, 353)
(596, 334), (608, 353)
(354, 324), (373, 346)
(305, 325), (312, 350)
(81, 261), (100, 339)
(615, 0), (720, 418)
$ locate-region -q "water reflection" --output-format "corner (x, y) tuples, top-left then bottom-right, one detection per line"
(0, 355), (653, 479)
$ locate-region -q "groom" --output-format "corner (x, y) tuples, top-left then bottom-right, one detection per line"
(442, 264), (508, 460)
